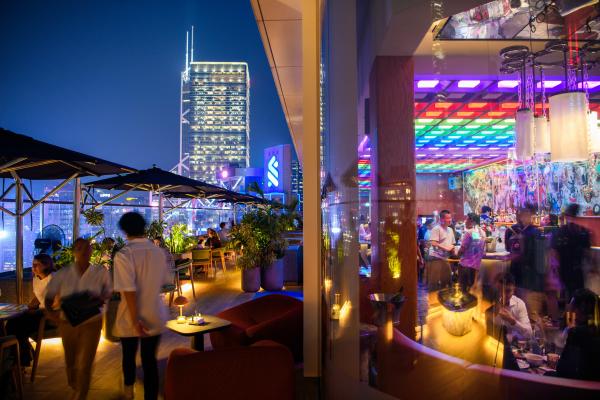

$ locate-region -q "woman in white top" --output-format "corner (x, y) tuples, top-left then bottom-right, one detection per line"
(6, 254), (54, 367)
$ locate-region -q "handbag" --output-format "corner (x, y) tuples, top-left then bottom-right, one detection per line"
(60, 291), (103, 327)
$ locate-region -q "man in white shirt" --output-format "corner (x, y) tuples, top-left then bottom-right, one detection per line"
(113, 212), (171, 400)
(45, 238), (112, 400)
(491, 272), (533, 340)
(426, 209), (455, 290)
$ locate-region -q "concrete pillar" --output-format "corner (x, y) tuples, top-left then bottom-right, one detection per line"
(302, 0), (322, 379)
(369, 56), (417, 338)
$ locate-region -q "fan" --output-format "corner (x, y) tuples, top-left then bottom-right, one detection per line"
(35, 225), (66, 255)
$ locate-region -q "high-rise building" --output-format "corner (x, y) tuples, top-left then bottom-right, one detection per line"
(181, 61), (250, 183)
(291, 160), (303, 212)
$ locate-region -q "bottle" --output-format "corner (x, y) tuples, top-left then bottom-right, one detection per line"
(331, 293), (341, 320)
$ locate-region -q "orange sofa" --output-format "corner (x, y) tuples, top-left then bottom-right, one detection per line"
(209, 294), (303, 361)
(164, 340), (294, 400)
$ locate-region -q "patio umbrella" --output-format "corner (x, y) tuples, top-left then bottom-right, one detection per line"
(84, 166), (267, 218)
(0, 128), (136, 302)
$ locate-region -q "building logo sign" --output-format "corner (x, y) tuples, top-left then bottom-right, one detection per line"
(267, 155), (279, 188)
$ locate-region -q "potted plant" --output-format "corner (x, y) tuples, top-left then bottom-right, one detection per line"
(229, 201), (296, 292)
(165, 223), (198, 260)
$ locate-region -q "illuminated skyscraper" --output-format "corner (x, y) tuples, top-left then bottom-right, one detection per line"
(179, 30), (250, 184)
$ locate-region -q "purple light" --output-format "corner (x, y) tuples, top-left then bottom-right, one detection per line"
(536, 80), (561, 89)
(578, 81), (600, 89)
(417, 80), (439, 88)
(457, 80), (480, 88)
(498, 80), (519, 88)
(221, 170), (229, 178)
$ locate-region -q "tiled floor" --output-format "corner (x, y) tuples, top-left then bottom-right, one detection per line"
(1, 269), (302, 399)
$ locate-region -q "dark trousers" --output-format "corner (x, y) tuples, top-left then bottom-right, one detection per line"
(120, 335), (161, 400)
(5, 310), (44, 365)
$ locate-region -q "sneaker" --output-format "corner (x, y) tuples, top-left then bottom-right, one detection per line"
(123, 385), (134, 399)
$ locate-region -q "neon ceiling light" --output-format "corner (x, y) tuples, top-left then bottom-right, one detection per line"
(417, 80), (440, 88)
(457, 80), (481, 88)
(498, 80), (520, 88)
(536, 80), (562, 88)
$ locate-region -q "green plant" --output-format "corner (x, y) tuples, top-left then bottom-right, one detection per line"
(82, 208), (105, 239)
(229, 205), (295, 270)
(53, 244), (73, 270)
(146, 219), (166, 240)
(165, 223), (197, 254)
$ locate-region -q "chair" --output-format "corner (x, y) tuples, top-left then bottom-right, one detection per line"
(0, 335), (23, 399)
(223, 249), (237, 266)
(164, 340), (294, 400)
(192, 249), (212, 276)
(29, 315), (60, 383)
(211, 248), (227, 273)
(170, 259), (195, 300)
(209, 294), (303, 362)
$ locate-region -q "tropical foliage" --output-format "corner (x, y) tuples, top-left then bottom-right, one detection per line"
(229, 204), (297, 270)
(146, 219), (166, 240)
(165, 223), (198, 254)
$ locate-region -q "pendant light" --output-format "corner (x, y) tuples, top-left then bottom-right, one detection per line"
(589, 111), (600, 153)
(534, 67), (551, 154)
(516, 108), (534, 160)
(549, 91), (589, 162)
(548, 41), (588, 162)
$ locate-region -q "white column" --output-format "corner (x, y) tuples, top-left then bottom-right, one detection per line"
(323, 0), (360, 396)
(15, 177), (24, 304)
(302, 0), (322, 378)
(158, 193), (164, 221)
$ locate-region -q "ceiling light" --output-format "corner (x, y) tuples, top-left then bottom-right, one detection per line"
(417, 80), (439, 88)
(457, 80), (481, 88)
(537, 81), (561, 89)
(498, 80), (520, 88)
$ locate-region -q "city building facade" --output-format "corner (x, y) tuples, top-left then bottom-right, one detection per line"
(181, 61), (250, 184)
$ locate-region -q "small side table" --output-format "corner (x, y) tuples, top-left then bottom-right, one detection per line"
(166, 315), (231, 351)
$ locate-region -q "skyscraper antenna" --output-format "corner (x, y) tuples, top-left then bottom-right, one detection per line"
(191, 25), (194, 63)
(185, 30), (189, 72)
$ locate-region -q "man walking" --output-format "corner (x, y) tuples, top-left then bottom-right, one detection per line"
(45, 238), (112, 400)
(113, 212), (171, 400)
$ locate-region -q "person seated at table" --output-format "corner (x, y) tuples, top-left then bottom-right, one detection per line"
(556, 288), (600, 381)
(488, 272), (533, 340)
(5, 254), (55, 367)
(217, 222), (230, 243)
(203, 228), (222, 249)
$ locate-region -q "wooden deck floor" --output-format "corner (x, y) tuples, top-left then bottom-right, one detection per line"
(1, 269), (302, 399)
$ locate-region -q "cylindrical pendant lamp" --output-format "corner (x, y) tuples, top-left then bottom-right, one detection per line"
(534, 116), (551, 154)
(516, 109), (534, 161)
(589, 111), (600, 153)
(549, 92), (589, 162)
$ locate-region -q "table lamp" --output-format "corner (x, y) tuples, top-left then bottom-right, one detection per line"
(173, 296), (188, 323)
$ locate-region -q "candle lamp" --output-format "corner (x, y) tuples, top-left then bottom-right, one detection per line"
(173, 296), (189, 324)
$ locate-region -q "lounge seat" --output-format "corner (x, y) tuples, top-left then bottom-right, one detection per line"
(164, 340), (294, 400)
(209, 294), (303, 362)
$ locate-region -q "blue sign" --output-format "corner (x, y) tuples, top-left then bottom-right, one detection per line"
(267, 155), (279, 188)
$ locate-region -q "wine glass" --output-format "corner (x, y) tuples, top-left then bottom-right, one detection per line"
(534, 327), (546, 355)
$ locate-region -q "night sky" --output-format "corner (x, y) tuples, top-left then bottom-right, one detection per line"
(0, 0), (292, 170)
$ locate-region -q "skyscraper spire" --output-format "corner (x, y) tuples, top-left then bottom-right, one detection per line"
(191, 25), (195, 63)
(185, 30), (189, 72)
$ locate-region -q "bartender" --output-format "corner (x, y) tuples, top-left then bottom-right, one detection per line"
(426, 209), (455, 290)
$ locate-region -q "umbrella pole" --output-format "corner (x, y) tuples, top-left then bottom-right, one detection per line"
(14, 176), (24, 304)
(72, 178), (81, 240)
(158, 193), (164, 221)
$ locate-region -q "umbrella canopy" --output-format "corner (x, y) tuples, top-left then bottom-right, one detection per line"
(0, 128), (135, 179)
(85, 166), (266, 204)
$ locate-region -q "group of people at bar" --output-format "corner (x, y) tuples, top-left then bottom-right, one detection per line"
(417, 204), (600, 381)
